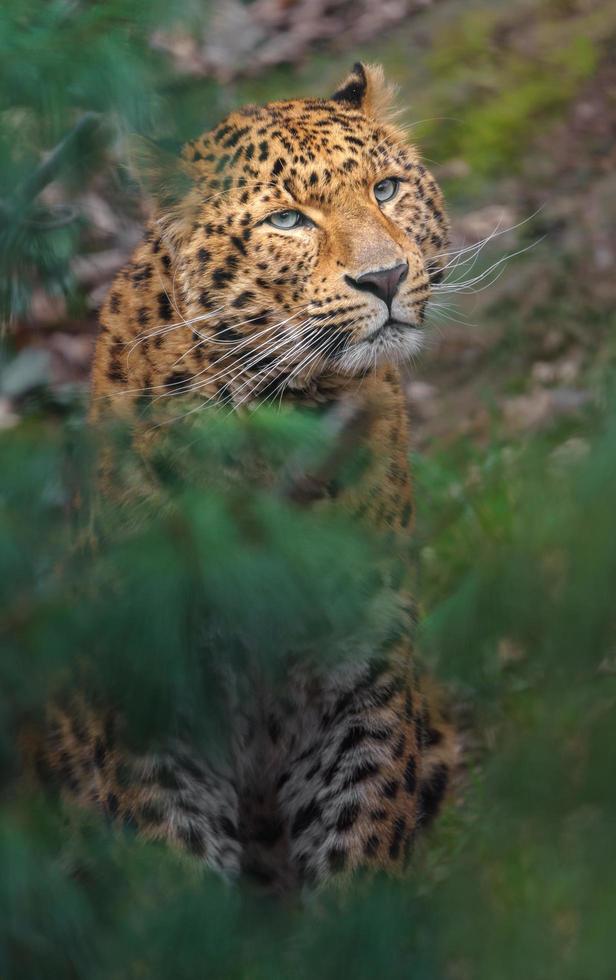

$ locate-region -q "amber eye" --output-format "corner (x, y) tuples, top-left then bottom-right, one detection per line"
(267, 210), (305, 230)
(374, 178), (399, 203)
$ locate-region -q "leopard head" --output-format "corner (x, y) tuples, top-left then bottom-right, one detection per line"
(152, 63), (449, 400)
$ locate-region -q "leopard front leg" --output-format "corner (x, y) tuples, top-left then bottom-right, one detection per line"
(277, 659), (423, 886)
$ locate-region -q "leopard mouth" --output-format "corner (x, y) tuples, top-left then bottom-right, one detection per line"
(365, 318), (419, 343)
(336, 315), (425, 374)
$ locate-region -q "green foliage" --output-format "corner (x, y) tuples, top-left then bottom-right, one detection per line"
(0, 0), (217, 323)
(2, 373), (615, 977)
(1, 408), (400, 754)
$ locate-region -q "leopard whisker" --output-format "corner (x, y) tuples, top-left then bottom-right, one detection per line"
(113, 310), (312, 404)
(126, 306), (227, 359)
(221, 318), (328, 409)
(252, 338), (331, 413)
(176, 309), (316, 395)
(156, 308), (313, 395)
(433, 237), (545, 295)
(432, 208), (545, 279)
(229, 325), (326, 413)
(257, 315), (342, 410)
(154, 312), (316, 406)
(164, 323), (322, 423)
(232, 316), (334, 411)
(426, 302), (472, 328)
(219, 326), (321, 411)
(170, 308), (295, 367)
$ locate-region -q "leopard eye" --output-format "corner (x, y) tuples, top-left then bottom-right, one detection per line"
(267, 210), (305, 230)
(374, 178), (399, 203)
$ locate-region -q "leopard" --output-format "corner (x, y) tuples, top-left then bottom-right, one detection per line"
(31, 63), (457, 892)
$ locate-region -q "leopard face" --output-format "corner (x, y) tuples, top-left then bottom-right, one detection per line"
(98, 64), (449, 407)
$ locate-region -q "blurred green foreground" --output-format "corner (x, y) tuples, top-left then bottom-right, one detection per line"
(1, 0), (616, 977)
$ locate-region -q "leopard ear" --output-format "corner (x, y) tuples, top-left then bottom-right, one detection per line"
(124, 135), (201, 245)
(331, 62), (398, 120)
(125, 136), (196, 210)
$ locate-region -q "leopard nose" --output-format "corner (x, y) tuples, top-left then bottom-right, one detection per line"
(345, 262), (409, 309)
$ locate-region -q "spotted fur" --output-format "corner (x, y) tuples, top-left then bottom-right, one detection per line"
(36, 64), (457, 890)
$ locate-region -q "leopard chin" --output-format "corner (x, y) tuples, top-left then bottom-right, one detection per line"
(335, 321), (425, 376)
